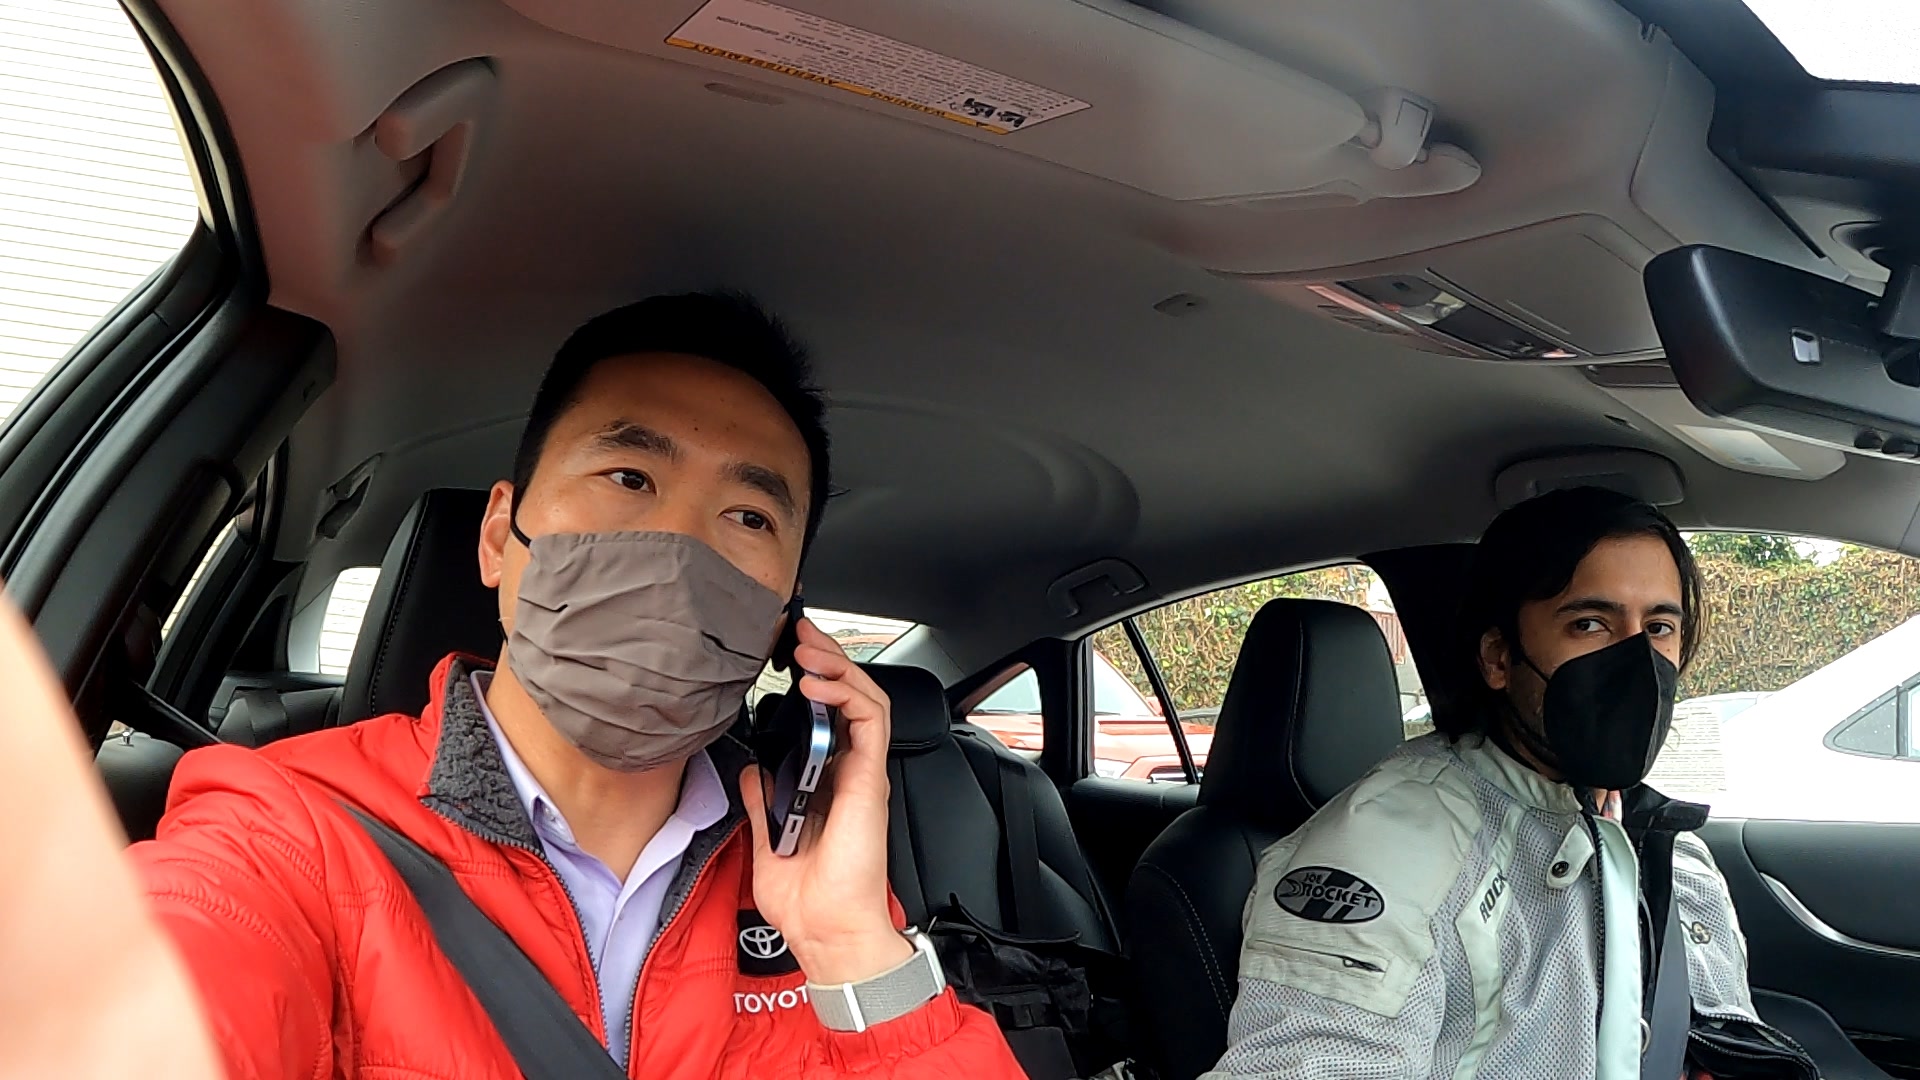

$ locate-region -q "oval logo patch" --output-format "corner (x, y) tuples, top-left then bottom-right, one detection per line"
(1275, 866), (1385, 924)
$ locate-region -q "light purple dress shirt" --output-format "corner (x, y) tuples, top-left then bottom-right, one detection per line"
(474, 673), (730, 1067)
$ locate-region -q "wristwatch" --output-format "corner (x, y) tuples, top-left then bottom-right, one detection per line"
(808, 927), (947, 1033)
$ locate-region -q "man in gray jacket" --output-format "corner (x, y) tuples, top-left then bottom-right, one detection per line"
(1208, 488), (1810, 1080)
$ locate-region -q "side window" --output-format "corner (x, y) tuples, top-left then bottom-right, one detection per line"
(314, 568), (382, 676)
(1674, 533), (1920, 823)
(1829, 692), (1898, 758)
(285, 567), (382, 677)
(1083, 564), (1426, 784)
(1, 0), (199, 427)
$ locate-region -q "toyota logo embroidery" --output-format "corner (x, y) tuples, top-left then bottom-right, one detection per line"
(739, 924), (789, 961)
(735, 910), (801, 975)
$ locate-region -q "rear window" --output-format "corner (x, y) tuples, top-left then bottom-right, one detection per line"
(1063, 563), (1427, 784)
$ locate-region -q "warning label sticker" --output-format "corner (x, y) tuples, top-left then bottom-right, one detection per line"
(667, 0), (1090, 134)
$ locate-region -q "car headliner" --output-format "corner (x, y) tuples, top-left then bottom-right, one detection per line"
(149, 0), (1920, 673)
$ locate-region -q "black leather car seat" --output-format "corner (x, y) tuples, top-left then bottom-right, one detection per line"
(216, 488), (501, 745)
(866, 662), (1117, 950)
(1125, 598), (1408, 1080)
(97, 730), (186, 842)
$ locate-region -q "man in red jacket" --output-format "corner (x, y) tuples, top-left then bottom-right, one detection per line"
(132, 292), (1023, 1080)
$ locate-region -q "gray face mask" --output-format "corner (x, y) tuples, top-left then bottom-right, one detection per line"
(506, 530), (786, 772)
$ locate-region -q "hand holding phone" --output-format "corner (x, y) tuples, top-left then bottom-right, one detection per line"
(740, 616), (913, 986)
(751, 688), (836, 856)
(749, 598), (838, 856)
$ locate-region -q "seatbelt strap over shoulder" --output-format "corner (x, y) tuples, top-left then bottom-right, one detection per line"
(340, 805), (627, 1080)
(994, 752), (1046, 937)
(1644, 891), (1691, 1080)
(952, 729), (1046, 936)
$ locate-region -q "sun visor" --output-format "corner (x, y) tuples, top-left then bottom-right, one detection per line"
(499, 0), (1480, 204)
(1584, 372), (1847, 482)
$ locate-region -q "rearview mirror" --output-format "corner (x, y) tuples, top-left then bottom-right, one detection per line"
(1645, 246), (1920, 458)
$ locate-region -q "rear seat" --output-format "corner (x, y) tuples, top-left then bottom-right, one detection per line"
(104, 489), (500, 839)
(218, 488), (502, 743)
(867, 662), (1117, 950)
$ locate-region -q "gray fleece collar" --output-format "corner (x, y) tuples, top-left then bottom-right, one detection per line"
(420, 658), (749, 870)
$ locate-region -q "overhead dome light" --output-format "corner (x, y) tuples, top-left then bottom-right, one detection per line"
(1742, 0), (1920, 85)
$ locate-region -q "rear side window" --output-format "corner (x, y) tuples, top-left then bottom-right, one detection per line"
(1829, 691), (1898, 758)
(1, 0), (199, 427)
(962, 665), (1045, 760)
(1058, 565), (1425, 784)
(315, 568), (382, 676)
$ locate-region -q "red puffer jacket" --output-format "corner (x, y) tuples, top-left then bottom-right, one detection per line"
(131, 655), (1022, 1080)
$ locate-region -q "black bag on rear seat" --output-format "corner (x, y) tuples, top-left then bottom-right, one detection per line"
(928, 897), (1131, 1080)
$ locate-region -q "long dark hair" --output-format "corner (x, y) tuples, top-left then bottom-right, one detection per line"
(1432, 486), (1706, 738)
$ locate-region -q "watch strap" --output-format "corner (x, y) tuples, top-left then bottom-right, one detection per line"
(808, 929), (945, 1033)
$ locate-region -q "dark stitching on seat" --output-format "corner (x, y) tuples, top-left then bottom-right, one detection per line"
(1141, 862), (1231, 1022)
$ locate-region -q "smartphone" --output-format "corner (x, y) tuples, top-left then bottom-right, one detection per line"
(752, 600), (838, 856)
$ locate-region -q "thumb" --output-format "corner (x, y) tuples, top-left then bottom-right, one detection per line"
(738, 764), (774, 863)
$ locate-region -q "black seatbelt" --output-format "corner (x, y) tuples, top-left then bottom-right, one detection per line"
(340, 805), (627, 1080)
(953, 730), (1046, 935)
(235, 688), (290, 747)
(886, 757), (931, 926)
(995, 752), (1046, 937)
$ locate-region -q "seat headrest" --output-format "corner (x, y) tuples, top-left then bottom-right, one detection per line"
(862, 662), (951, 752)
(1198, 598), (1406, 828)
(342, 489), (503, 722)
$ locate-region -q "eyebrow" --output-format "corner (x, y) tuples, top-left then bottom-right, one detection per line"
(727, 461), (799, 524)
(1556, 596), (1686, 621)
(590, 421), (678, 458)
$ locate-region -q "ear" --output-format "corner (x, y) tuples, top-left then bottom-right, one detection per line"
(1478, 628), (1512, 692)
(478, 480), (515, 589)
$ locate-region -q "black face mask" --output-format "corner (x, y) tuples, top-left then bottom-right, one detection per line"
(1505, 633), (1679, 793)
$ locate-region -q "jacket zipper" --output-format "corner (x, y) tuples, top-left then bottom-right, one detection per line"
(1262, 938), (1387, 974)
(1581, 810), (1608, 1037)
(622, 820), (744, 1071)
(425, 807), (606, 1023)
